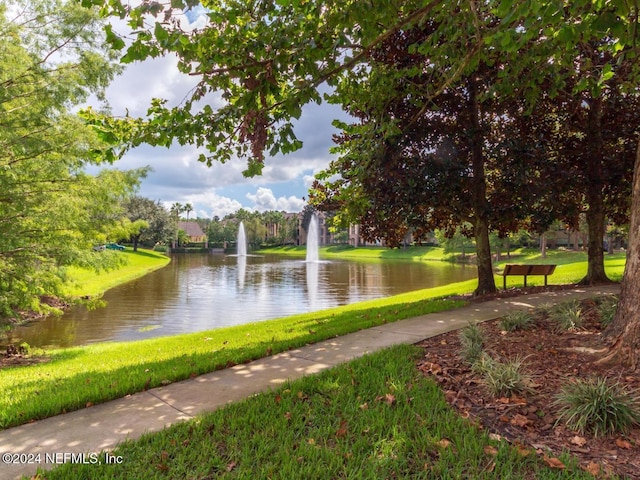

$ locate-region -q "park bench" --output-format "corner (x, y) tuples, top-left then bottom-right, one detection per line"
(500, 264), (556, 289)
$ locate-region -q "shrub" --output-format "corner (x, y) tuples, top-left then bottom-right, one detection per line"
(554, 377), (640, 437)
(459, 322), (484, 365)
(476, 355), (532, 397)
(499, 310), (535, 332)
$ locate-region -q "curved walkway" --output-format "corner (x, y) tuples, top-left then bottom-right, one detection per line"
(0, 285), (619, 479)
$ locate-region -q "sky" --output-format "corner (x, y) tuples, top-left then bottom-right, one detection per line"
(89, 7), (349, 220)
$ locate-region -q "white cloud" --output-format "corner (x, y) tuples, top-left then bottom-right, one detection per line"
(161, 190), (243, 219)
(246, 187), (305, 212)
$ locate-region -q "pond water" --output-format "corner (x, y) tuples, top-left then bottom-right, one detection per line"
(7, 254), (477, 348)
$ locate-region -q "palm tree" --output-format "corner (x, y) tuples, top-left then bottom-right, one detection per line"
(170, 202), (184, 249)
(185, 203), (193, 222)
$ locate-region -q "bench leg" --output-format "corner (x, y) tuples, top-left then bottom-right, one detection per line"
(504, 276), (507, 290)
(544, 275), (548, 286)
(524, 275), (527, 287)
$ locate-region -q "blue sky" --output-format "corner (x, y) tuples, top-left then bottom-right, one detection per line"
(91, 8), (349, 219)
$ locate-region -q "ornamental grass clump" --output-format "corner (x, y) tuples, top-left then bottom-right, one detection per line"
(459, 322), (485, 365)
(474, 355), (532, 397)
(547, 300), (584, 332)
(595, 296), (618, 328)
(554, 377), (640, 437)
(499, 310), (535, 332)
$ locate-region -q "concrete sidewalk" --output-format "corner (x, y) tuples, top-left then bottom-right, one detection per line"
(0, 285), (619, 479)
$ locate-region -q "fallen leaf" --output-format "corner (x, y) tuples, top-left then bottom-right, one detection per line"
(307, 438), (316, 445)
(570, 436), (587, 447)
(582, 461), (600, 476)
(497, 397), (510, 404)
(484, 445), (498, 456)
(510, 414), (532, 427)
(543, 454), (565, 469)
(615, 438), (632, 449)
(488, 433), (502, 441)
(336, 420), (348, 438)
(428, 363), (442, 375)
(85, 402), (93, 408)
(359, 403), (369, 410)
(226, 461), (237, 472)
(437, 439), (452, 449)
(510, 395), (527, 405)
(515, 444), (531, 457)
(376, 393), (396, 406)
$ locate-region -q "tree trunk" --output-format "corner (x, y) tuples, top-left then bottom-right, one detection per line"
(580, 97), (610, 284)
(600, 138), (640, 369)
(474, 216), (496, 296)
(468, 77), (496, 297)
(581, 201), (609, 284)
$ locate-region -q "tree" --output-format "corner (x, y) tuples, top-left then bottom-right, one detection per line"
(184, 203), (193, 222)
(311, 17), (551, 295)
(169, 202), (184, 249)
(123, 196), (172, 251)
(492, 1), (640, 367)
(501, 49), (639, 284)
(0, 0), (138, 318)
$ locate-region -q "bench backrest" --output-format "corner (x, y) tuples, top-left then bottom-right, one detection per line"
(503, 264), (556, 275)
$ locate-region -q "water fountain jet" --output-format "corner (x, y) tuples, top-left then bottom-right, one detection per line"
(237, 221), (247, 257)
(306, 215), (319, 263)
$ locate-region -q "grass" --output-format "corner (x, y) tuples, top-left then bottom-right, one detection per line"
(0, 290), (464, 430)
(62, 249), (171, 298)
(496, 249), (626, 288)
(475, 355), (533, 397)
(39, 345), (596, 480)
(546, 300), (584, 332)
(459, 322), (485, 365)
(258, 244), (447, 261)
(596, 295), (619, 327)
(499, 310), (536, 332)
(555, 377), (640, 437)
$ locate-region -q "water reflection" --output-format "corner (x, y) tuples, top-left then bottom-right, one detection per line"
(306, 260), (319, 307)
(6, 254), (476, 348)
(237, 255), (247, 290)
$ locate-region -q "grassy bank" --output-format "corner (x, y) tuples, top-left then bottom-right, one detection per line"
(40, 345), (595, 480)
(0, 291), (463, 430)
(257, 244), (446, 260)
(63, 248), (171, 298)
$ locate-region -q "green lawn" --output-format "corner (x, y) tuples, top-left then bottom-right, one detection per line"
(0, 291), (464, 430)
(39, 345), (597, 480)
(63, 248), (171, 298)
(258, 244), (451, 260)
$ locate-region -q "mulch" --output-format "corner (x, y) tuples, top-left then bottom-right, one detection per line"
(416, 291), (640, 479)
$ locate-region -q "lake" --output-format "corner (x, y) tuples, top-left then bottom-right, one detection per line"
(6, 253), (476, 348)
